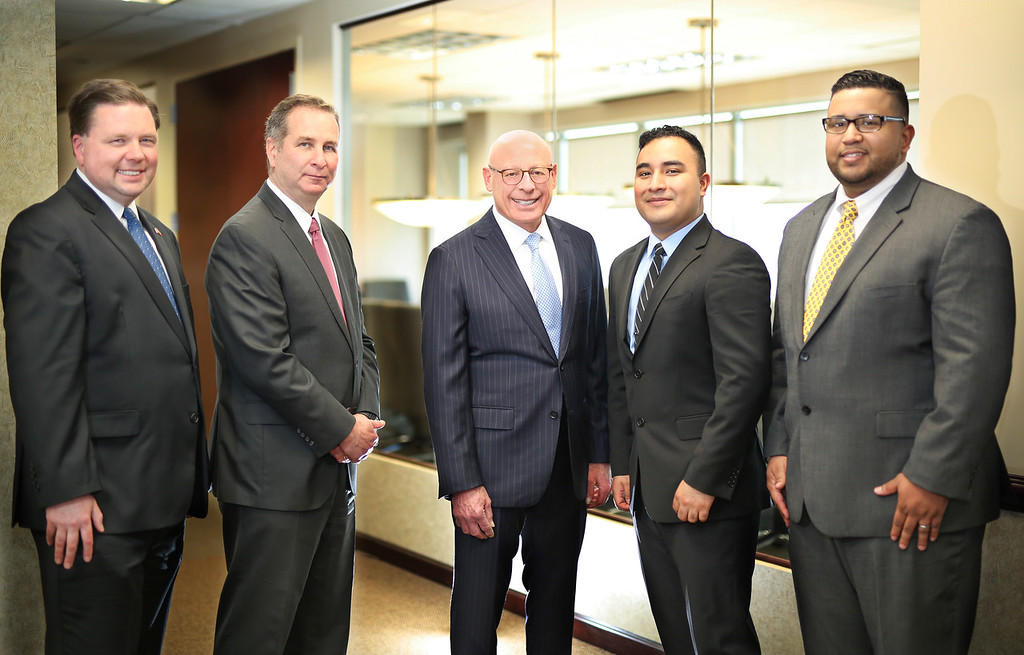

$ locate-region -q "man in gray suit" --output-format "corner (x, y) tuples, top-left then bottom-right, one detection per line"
(607, 126), (770, 654)
(206, 94), (383, 655)
(3, 78), (208, 654)
(765, 70), (1015, 654)
(421, 130), (610, 654)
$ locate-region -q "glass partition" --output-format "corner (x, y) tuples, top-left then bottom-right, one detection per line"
(345, 0), (923, 562)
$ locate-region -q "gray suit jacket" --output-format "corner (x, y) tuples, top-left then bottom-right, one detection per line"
(608, 217), (772, 523)
(205, 182), (380, 511)
(421, 210), (609, 507)
(764, 166), (1014, 537)
(3, 172), (208, 532)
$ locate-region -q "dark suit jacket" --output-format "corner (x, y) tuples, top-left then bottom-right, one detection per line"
(764, 166), (1014, 537)
(3, 172), (208, 532)
(607, 217), (771, 523)
(205, 182), (380, 511)
(421, 210), (609, 507)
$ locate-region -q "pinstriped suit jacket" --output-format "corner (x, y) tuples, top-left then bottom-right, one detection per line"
(421, 210), (609, 507)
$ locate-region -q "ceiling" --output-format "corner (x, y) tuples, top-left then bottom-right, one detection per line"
(56, 0), (920, 125)
(55, 0), (315, 82)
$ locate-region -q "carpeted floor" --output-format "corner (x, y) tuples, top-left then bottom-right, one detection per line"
(162, 502), (612, 654)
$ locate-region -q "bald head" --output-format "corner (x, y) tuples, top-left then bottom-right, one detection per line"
(483, 130), (557, 232)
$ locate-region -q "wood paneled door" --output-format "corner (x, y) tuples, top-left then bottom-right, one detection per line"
(176, 50), (294, 427)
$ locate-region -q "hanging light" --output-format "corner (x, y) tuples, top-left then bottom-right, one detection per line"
(374, 5), (488, 228)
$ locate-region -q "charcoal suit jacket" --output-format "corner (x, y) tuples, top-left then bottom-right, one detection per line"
(3, 171), (208, 532)
(764, 166), (1014, 537)
(205, 182), (380, 510)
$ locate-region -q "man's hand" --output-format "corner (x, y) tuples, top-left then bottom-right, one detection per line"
(875, 472), (949, 551)
(45, 494), (104, 569)
(452, 486), (494, 539)
(767, 455), (790, 527)
(611, 475), (631, 511)
(329, 414), (385, 463)
(672, 480), (714, 523)
(587, 463), (612, 508)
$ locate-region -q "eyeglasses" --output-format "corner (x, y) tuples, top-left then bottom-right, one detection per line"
(822, 114), (906, 134)
(488, 166), (554, 185)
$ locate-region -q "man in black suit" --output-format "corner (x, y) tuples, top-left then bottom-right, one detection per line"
(206, 94), (382, 655)
(421, 129), (610, 654)
(607, 126), (771, 654)
(2, 78), (208, 655)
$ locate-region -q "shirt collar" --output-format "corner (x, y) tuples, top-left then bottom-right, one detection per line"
(492, 205), (555, 249)
(266, 178), (321, 233)
(76, 168), (138, 219)
(646, 213), (705, 260)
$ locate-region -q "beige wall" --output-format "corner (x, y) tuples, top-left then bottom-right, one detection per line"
(0, 2), (54, 652)
(919, 0), (1024, 476)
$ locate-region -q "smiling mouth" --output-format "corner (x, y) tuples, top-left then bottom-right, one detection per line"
(513, 198), (538, 206)
(118, 170), (143, 177)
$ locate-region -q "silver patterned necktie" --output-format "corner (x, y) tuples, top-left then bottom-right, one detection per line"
(124, 207), (181, 323)
(525, 232), (561, 353)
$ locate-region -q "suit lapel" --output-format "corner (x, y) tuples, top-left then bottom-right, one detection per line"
(803, 170), (918, 343)
(69, 175), (190, 350)
(139, 208), (196, 350)
(472, 211), (557, 359)
(634, 217), (711, 350)
(617, 240), (647, 352)
(548, 217), (576, 359)
(320, 224), (361, 349)
(260, 184), (352, 348)
(785, 195), (832, 345)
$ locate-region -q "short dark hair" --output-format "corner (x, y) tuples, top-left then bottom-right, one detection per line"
(638, 125), (707, 175)
(831, 69), (910, 121)
(67, 79), (160, 139)
(265, 94), (339, 144)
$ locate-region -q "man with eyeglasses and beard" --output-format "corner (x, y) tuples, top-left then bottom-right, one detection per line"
(764, 69), (1015, 654)
(421, 130), (611, 654)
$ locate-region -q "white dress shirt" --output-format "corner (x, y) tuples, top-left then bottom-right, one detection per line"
(492, 207), (564, 303)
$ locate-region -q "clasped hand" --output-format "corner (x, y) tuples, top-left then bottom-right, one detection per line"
(329, 413), (385, 463)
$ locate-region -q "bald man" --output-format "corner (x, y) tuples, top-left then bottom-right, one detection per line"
(421, 130), (610, 654)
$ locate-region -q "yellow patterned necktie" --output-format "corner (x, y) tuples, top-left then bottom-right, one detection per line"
(803, 199), (858, 340)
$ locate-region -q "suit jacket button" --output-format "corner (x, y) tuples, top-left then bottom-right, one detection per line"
(633, 369), (643, 379)
(801, 406), (811, 415)
(636, 417), (645, 427)
(799, 352), (809, 361)
(189, 412), (200, 423)
(549, 411), (559, 420)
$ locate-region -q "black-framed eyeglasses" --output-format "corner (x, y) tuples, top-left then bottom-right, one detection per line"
(488, 166), (554, 185)
(822, 114), (906, 134)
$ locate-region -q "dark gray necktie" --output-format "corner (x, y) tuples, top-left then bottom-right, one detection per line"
(633, 242), (665, 348)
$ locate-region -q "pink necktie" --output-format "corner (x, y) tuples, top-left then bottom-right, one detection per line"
(309, 217), (347, 326)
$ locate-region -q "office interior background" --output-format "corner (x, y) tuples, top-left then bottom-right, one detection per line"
(2, 0), (1023, 652)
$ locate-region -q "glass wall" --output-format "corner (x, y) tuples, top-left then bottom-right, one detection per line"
(344, 0), (922, 557)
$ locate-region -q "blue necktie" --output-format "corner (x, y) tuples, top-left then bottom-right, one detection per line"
(124, 207), (181, 323)
(525, 232), (561, 354)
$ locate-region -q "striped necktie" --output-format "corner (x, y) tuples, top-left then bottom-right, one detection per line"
(633, 242), (665, 349)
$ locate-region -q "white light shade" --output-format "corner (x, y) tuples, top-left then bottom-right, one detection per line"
(374, 197), (490, 228)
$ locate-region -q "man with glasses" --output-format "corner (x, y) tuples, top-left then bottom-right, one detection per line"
(764, 69), (1014, 653)
(421, 130), (611, 654)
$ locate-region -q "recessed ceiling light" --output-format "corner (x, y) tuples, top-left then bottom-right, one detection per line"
(353, 30), (505, 60)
